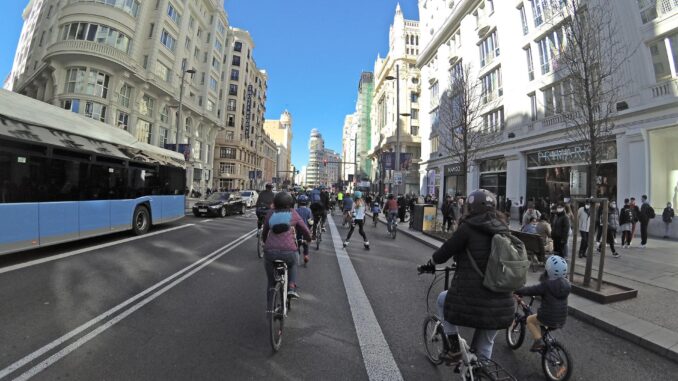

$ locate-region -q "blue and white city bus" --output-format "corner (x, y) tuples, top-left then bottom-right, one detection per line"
(0, 89), (186, 256)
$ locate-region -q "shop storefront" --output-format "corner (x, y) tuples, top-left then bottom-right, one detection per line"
(526, 141), (618, 202)
(444, 163), (466, 197)
(479, 157), (507, 198)
(649, 126), (678, 208)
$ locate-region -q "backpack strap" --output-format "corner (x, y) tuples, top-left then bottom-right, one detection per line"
(465, 248), (485, 279)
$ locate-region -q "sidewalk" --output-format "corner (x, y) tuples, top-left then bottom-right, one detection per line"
(368, 212), (678, 362)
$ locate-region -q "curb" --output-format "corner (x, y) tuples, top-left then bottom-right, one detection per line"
(382, 215), (678, 364)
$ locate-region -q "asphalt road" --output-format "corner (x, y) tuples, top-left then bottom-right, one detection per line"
(0, 210), (676, 380)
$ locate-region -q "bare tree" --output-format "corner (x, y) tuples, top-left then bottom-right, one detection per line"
(436, 62), (501, 194)
(549, 0), (634, 197)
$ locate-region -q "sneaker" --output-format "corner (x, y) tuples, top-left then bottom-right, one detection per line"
(530, 340), (545, 352)
(287, 289), (300, 299)
(364, 241), (370, 250)
(641, 244), (646, 249)
(343, 241), (349, 248)
(304, 255), (310, 264)
(612, 252), (620, 258)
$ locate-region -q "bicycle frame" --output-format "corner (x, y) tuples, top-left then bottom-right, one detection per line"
(273, 263), (289, 317)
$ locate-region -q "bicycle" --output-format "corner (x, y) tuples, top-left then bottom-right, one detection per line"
(269, 260), (293, 352)
(297, 239), (308, 268)
(256, 228), (264, 258)
(506, 295), (573, 381)
(387, 213), (397, 239)
(372, 212), (379, 228)
(417, 264), (516, 381)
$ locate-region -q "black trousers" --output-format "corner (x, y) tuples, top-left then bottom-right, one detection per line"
(579, 231), (589, 256)
(346, 219), (367, 242)
(622, 230), (632, 246)
(443, 216), (454, 231)
(640, 221), (649, 245)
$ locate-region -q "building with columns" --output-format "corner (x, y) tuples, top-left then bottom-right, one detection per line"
(5, 0), (268, 193)
(263, 110), (294, 187)
(368, 3), (421, 196)
(417, 0), (678, 238)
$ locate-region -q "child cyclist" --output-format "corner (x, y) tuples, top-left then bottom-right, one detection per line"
(514, 256), (571, 351)
(371, 201), (381, 226)
(295, 194), (313, 264)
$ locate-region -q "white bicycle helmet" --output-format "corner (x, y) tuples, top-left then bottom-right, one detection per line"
(545, 256), (568, 279)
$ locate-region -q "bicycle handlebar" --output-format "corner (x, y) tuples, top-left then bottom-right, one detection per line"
(416, 264), (456, 274)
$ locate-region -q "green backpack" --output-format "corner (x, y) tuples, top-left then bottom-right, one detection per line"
(466, 233), (529, 293)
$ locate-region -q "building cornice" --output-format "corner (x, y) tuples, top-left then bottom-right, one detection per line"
(417, 0), (481, 68)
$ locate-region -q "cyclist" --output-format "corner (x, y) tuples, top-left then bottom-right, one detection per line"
(383, 194), (399, 232)
(262, 192), (312, 300)
(371, 201), (381, 226)
(419, 189), (514, 361)
(320, 187), (331, 228)
(343, 191), (369, 250)
(256, 184), (275, 231)
(309, 187), (325, 239)
(295, 194), (313, 264)
(342, 192), (354, 226)
(514, 256), (571, 352)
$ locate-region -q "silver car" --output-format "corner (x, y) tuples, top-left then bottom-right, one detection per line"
(240, 190), (259, 208)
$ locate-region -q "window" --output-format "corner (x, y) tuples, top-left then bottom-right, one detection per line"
(160, 105), (169, 123)
(480, 67), (502, 103)
(519, 4), (529, 35)
(220, 147), (237, 159)
(194, 47), (200, 59)
(167, 2), (181, 25)
(229, 84), (238, 96)
(61, 22), (131, 53)
(209, 76), (218, 91)
(214, 39), (223, 52)
(84, 101), (107, 122)
(529, 92), (537, 121)
(160, 29), (176, 51)
(482, 107), (504, 133)
(64, 68), (110, 98)
(46, 5), (53, 18)
(117, 111), (129, 130)
(39, 31), (45, 47)
(77, 0), (140, 18)
(62, 99), (80, 113)
(537, 27), (565, 74)
(185, 37), (191, 49)
(189, 15), (195, 29)
(197, 27), (202, 38)
(231, 69), (239, 81)
(234, 41), (242, 52)
(136, 119), (152, 144)
(139, 94), (155, 117)
(430, 81), (440, 107)
(159, 128), (169, 147)
(217, 20), (226, 35)
(119, 83), (132, 108)
(525, 46), (534, 80)
(148, 23), (155, 38)
(227, 114), (236, 127)
(479, 30), (500, 67)
(200, 72), (205, 85)
(155, 61), (171, 82)
(227, 99), (237, 111)
(649, 33), (678, 82)
(411, 92), (419, 103)
(232, 55), (241, 66)
(220, 162), (236, 174)
(530, 0), (545, 26)
(411, 109), (419, 120)
(637, 0), (661, 23)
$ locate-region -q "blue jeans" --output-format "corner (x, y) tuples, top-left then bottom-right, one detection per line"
(264, 250), (298, 305)
(437, 291), (498, 359)
(387, 211), (398, 230)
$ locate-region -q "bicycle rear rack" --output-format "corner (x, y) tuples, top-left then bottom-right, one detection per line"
(475, 357), (517, 381)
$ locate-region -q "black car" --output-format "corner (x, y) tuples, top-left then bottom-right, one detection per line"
(192, 192), (246, 217)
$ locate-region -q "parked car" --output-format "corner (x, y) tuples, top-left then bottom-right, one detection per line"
(240, 190), (259, 208)
(193, 192), (246, 217)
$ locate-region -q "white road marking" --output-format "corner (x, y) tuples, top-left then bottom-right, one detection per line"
(327, 217), (403, 381)
(0, 230), (255, 380)
(0, 224), (195, 275)
(202, 219), (213, 223)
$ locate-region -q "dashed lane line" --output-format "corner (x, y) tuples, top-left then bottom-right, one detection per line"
(327, 217), (404, 381)
(0, 229), (256, 380)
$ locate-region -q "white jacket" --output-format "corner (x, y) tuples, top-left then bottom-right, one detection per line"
(577, 207), (591, 232)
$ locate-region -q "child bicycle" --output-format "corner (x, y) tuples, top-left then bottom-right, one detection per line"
(417, 264), (516, 381)
(506, 295), (572, 381)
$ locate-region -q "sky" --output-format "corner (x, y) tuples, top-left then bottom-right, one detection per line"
(0, 0), (420, 171)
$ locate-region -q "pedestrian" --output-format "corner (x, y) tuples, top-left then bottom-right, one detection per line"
(505, 197), (512, 216)
(619, 199), (634, 248)
(536, 214), (554, 254)
(639, 195), (655, 248)
(442, 195), (455, 232)
(663, 202), (674, 239)
(599, 200), (620, 258)
(629, 197), (640, 245)
(551, 202), (570, 258)
(577, 200), (592, 258)
(522, 202), (542, 228)
(522, 217), (538, 234)
(518, 196), (526, 225)
(343, 193), (369, 250)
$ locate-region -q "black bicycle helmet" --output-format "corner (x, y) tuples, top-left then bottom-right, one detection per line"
(273, 191), (294, 209)
(466, 189), (497, 215)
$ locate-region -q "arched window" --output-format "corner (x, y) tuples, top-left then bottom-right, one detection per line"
(185, 117), (192, 134)
(160, 105), (169, 123)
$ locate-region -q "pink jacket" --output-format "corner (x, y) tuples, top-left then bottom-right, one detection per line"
(262, 209), (312, 252)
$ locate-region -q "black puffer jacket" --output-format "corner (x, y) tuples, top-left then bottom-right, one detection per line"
(515, 274), (571, 328)
(431, 212), (515, 330)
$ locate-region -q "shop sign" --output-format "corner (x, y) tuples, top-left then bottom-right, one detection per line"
(527, 142), (617, 168)
(444, 163), (463, 176)
(394, 171), (403, 185)
(479, 157), (507, 173)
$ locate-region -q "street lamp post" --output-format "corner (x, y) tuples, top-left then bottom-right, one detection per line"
(176, 67), (196, 153)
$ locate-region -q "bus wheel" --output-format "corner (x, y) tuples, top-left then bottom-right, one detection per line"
(133, 206), (151, 235)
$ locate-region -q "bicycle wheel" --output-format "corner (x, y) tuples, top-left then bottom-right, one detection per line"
(269, 283), (285, 352)
(505, 318), (525, 349)
(316, 231), (321, 250)
(542, 341), (572, 381)
(391, 225), (397, 239)
(257, 232), (263, 259)
(422, 315), (445, 365)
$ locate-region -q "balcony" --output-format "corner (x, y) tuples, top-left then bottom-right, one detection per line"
(46, 40), (141, 74)
(476, 11), (491, 38)
(650, 78), (678, 98)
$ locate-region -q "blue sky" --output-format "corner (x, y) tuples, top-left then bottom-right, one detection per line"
(0, 0), (419, 170)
